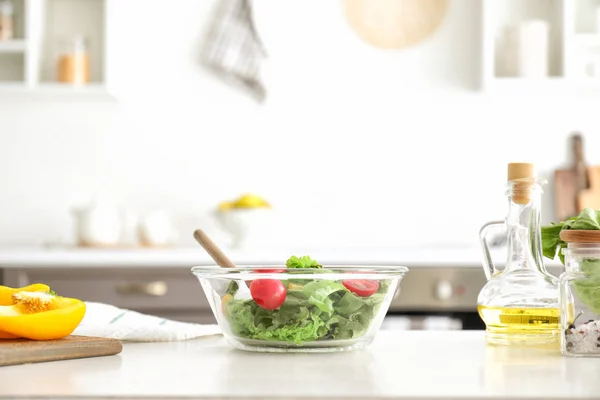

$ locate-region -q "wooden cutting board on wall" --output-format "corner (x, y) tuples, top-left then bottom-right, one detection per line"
(577, 166), (600, 212)
(554, 133), (589, 221)
(0, 335), (122, 367)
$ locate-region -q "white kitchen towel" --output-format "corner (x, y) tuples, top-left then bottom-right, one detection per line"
(72, 302), (222, 342)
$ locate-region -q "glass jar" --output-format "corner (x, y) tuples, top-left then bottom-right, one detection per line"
(560, 240), (600, 357)
(57, 35), (90, 85)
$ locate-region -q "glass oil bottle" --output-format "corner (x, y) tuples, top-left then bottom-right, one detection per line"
(478, 163), (560, 345)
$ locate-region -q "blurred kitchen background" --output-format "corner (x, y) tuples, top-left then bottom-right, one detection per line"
(0, 0), (599, 330)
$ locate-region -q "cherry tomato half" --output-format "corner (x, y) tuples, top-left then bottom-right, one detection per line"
(250, 279), (287, 310)
(342, 279), (379, 297)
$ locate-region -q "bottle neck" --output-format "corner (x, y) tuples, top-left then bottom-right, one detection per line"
(504, 185), (546, 273)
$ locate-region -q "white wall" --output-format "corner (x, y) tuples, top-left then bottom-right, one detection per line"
(0, 0), (598, 249)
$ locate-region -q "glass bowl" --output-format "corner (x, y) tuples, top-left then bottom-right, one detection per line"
(191, 265), (409, 353)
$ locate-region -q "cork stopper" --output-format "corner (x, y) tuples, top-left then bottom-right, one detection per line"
(507, 162), (536, 204)
(508, 163), (535, 182)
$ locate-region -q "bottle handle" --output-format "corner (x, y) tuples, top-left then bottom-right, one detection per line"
(479, 220), (505, 280)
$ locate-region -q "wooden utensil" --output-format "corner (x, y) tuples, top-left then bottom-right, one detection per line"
(193, 229), (237, 268)
(0, 335), (122, 367)
(577, 166), (600, 212)
(554, 133), (589, 221)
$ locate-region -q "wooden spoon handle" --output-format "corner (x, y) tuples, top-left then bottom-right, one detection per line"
(193, 229), (237, 268)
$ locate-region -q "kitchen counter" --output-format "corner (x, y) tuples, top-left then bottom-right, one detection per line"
(0, 245), (564, 268)
(0, 331), (596, 399)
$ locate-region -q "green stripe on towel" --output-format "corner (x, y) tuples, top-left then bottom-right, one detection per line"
(110, 311), (128, 324)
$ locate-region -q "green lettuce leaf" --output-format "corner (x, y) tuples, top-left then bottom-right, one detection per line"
(571, 259), (600, 314)
(226, 299), (326, 344)
(541, 223), (564, 260)
(225, 281), (239, 296)
(573, 281), (600, 314)
(325, 314), (366, 340)
(302, 280), (346, 314)
(335, 291), (365, 314)
(581, 259), (600, 278)
(570, 208), (600, 230)
(286, 255), (322, 269)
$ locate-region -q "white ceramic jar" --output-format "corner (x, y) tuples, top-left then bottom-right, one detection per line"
(72, 201), (123, 247)
(503, 20), (549, 78)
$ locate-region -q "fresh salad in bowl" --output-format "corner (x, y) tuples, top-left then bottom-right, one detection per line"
(192, 256), (408, 352)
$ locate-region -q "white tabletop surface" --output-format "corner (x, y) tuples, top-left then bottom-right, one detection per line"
(0, 331), (596, 400)
(0, 245), (562, 269)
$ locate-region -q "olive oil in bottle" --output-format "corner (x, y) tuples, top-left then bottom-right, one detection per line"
(477, 306), (560, 338)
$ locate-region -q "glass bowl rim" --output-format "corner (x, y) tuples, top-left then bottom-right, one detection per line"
(191, 264), (409, 279)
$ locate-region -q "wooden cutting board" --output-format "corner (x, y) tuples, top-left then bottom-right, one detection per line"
(554, 133), (589, 221)
(577, 166), (600, 212)
(0, 335), (122, 367)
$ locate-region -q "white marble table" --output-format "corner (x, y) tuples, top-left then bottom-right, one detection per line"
(0, 331), (596, 399)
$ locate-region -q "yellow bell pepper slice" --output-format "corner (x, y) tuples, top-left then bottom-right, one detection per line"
(288, 283), (304, 290)
(0, 330), (19, 339)
(0, 284), (53, 339)
(0, 291), (86, 341)
(0, 283), (51, 305)
(221, 294), (233, 316)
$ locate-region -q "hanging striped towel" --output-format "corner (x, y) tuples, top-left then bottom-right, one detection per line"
(72, 302), (222, 342)
(201, 0), (267, 102)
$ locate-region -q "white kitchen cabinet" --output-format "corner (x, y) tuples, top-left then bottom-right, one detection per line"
(481, 0), (600, 92)
(0, 0), (113, 99)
